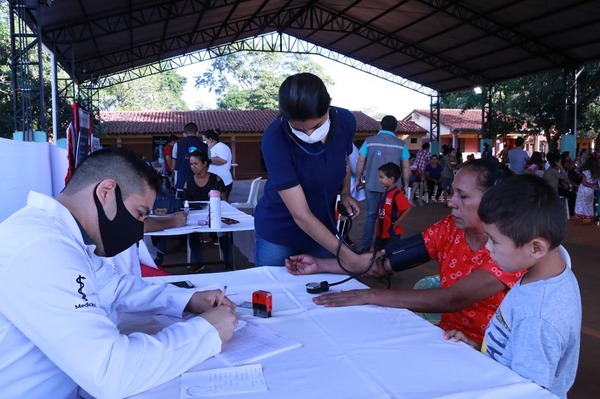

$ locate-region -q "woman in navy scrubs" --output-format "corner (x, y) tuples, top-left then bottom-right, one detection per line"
(254, 73), (371, 269)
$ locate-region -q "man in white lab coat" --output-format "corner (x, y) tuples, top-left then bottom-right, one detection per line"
(0, 148), (237, 399)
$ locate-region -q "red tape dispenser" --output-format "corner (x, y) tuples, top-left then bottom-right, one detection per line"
(252, 290), (272, 318)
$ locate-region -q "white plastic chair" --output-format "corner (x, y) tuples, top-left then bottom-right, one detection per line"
(231, 177), (262, 214)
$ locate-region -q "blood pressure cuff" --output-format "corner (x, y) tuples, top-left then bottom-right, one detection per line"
(382, 234), (430, 272)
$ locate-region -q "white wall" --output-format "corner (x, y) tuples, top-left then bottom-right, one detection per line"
(0, 138), (68, 222)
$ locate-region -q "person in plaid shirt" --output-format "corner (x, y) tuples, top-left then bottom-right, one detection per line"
(414, 143), (430, 175)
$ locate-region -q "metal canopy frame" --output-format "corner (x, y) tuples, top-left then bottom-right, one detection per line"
(10, 0), (600, 141)
(9, 0), (46, 139)
(29, 0), (600, 93)
(95, 32), (437, 97)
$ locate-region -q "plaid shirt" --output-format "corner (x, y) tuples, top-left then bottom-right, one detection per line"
(414, 148), (430, 172)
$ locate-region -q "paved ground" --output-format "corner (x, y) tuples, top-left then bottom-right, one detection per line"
(160, 179), (599, 399)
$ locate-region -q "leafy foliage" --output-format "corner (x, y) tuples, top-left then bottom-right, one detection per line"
(98, 68), (187, 111)
(194, 52), (332, 110)
(0, 4), (14, 138)
(442, 65), (600, 149)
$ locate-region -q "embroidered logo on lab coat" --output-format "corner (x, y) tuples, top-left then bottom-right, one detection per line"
(74, 275), (97, 310)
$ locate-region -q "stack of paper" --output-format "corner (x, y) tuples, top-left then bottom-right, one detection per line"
(217, 321), (302, 366)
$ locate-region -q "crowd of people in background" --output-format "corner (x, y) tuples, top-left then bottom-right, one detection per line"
(353, 136), (600, 225)
(516, 145), (600, 224)
(0, 71), (590, 398)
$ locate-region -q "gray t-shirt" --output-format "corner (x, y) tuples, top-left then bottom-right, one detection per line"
(360, 131), (408, 192)
(481, 247), (581, 399)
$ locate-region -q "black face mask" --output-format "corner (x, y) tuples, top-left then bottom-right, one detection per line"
(93, 184), (144, 257)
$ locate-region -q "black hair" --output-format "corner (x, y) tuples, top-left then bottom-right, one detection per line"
(63, 148), (160, 198)
(184, 122), (198, 134)
(380, 115), (398, 132)
(378, 162), (401, 182)
(528, 151), (544, 168)
(459, 157), (510, 193)
(421, 143), (430, 150)
(546, 151), (559, 166)
(478, 174), (565, 249)
(168, 134), (178, 142)
(279, 73), (331, 121)
(515, 136), (525, 147)
(203, 128), (221, 142)
(443, 146), (454, 156)
(189, 149), (211, 166)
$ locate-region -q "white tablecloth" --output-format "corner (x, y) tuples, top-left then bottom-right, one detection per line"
(125, 267), (556, 399)
(144, 201), (254, 236)
(145, 201), (255, 263)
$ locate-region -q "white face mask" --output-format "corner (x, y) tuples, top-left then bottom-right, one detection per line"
(289, 118), (330, 144)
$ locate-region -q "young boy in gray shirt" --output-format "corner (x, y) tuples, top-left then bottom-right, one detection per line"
(444, 174), (581, 399)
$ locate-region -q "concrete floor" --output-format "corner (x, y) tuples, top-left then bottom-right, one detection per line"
(160, 180), (599, 399)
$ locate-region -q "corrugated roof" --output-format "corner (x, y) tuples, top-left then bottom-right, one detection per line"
(414, 109), (482, 131)
(100, 109), (425, 135)
(22, 1), (600, 94)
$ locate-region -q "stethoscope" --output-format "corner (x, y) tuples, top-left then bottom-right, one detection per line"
(305, 202), (378, 294)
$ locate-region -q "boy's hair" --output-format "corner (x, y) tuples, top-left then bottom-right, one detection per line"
(478, 174), (565, 249)
(63, 148), (160, 199)
(378, 162), (401, 182)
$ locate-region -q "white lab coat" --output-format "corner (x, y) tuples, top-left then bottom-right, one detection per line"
(0, 192), (221, 399)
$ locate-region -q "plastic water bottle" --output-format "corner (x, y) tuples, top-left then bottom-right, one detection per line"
(183, 200), (190, 215)
(209, 190), (221, 228)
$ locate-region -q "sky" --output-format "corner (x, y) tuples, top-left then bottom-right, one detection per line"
(177, 54), (431, 120)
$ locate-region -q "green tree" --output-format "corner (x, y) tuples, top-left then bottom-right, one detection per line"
(195, 52), (332, 110)
(443, 64), (600, 149)
(98, 68), (187, 111)
(0, 3), (14, 138)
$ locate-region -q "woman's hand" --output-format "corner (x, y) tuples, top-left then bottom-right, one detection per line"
(285, 254), (322, 275)
(313, 288), (376, 307)
(340, 193), (360, 219)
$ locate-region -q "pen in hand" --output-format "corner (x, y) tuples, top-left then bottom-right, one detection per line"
(214, 285), (227, 307)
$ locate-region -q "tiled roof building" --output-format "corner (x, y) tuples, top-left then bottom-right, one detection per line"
(100, 109), (425, 178)
(100, 109), (387, 135)
(413, 109), (482, 131)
